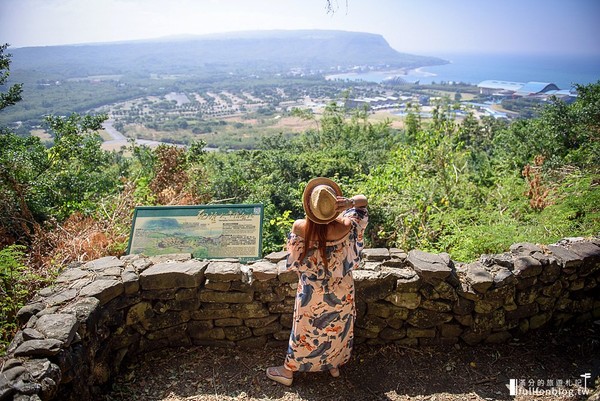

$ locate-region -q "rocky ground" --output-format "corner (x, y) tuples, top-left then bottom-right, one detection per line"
(104, 321), (599, 401)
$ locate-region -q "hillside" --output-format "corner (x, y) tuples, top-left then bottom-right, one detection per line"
(8, 30), (447, 77)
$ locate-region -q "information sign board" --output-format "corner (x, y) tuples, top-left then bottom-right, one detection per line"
(126, 204), (264, 262)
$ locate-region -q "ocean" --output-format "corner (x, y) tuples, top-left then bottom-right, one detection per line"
(326, 53), (600, 90)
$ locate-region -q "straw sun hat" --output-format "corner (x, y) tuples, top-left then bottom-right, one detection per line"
(302, 177), (343, 224)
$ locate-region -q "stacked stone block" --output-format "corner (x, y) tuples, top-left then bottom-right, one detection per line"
(1, 238), (599, 401)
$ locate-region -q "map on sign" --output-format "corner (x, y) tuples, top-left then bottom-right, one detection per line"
(126, 204), (264, 262)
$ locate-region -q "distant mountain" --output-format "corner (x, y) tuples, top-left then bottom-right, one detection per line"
(9, 30), (447, 77)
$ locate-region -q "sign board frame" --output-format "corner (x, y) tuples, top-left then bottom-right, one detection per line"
(126, 204), (264, 262)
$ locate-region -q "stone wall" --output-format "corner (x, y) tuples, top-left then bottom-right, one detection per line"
(1, 238), (599, 401)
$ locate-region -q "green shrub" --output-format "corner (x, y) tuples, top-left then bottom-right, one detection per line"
(0, 245), (51, 355)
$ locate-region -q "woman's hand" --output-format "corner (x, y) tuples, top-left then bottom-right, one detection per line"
(335, 196), (354, 212)
(337, 194), (367, 211)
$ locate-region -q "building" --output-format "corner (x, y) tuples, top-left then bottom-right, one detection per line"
(345, 96), (400, 110)
(514, 82), (560, 97)
(477, 80), (525, 96)
(477, 80), (564, 98)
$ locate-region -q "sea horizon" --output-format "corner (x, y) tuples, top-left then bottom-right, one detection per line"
(327, 52), (600, 90)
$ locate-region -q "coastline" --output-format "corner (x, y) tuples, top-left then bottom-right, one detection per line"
(410, 66), (437, 78)
(325, 65), (439, 84)
(325, 67), (409, 81)
(323, 53), (600, 87)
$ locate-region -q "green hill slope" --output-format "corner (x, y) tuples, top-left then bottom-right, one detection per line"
(9, 30), (447, 77)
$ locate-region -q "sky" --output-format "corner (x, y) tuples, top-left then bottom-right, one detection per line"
(1, 0), (599, 56)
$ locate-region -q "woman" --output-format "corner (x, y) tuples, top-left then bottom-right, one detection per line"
(266, 177), (368, 386)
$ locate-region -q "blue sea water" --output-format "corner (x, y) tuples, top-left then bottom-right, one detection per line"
(327, 53), (600, 90)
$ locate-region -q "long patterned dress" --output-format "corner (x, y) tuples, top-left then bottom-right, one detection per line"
(284, 207), (368, 372)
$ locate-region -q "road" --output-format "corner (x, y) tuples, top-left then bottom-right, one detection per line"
(102, 119), (127, 141)
(101, 119), (173, 150)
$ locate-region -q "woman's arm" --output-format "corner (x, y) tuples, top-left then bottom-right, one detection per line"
(335, 194), (368, 212)
(291, 219), (306, 237)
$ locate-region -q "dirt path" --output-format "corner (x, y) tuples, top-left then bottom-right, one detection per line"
(104, 322), (599, 401)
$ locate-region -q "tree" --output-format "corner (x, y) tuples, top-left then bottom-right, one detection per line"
(0, 133), (48, 243)
(404, 103), (422, 143)
(0, 112), (125, 245)
(43, 113), (122, 220)
(1, 44), (37, 243)
(0, 44), (22, 112)
(493, 81), (600, 171)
